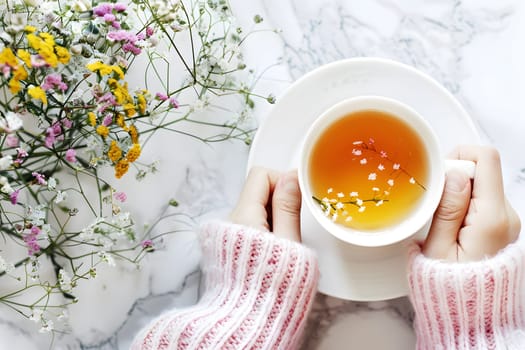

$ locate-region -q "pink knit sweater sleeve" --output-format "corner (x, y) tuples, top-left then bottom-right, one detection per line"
(408, 241), (525, 349)
(131, 221), (319, 350)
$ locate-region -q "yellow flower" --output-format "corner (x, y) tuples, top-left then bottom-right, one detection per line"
(27, 32), (59, 67)
(28, 86), (48, 105)
(137, 93), (147, 114)
(88, 112), (97, 127)
(24, 25), (36, 33)
(108, 140), (122, 162)
(126, 143), (141, 163)
(108, 79), (132, 104)
(96, 125), (109, 138)
(116, 113), (127, 130)
(55, 46), (70, 64)
(17, 49), (32, 68)
(128, 125), (139, 144)
(123, 103), (136, 117)
(0, 48), (18, 67)
(112, 65), (125, 80)
(115, 159), (129, 179)
(8, 79), (22, 93)
(87, 61), (113, 76)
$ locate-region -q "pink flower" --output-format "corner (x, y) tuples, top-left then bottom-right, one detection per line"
(93, 3), (113, 17)
(42, 73), (68, 92)
(141, 239), (153, 250)
(107, 30), (136, 42)
(102, 114), (113, 126)
(103, 13), (116, 22)
(113, 191), (127, 202)
(114, 2), (127, 11)
(62, 118), (73, 129)
(10, 189), (19, 205)
(155, 92), (168, 101)
(146, 26), (154, 37)
(23, 226), (41, 256)
(122, 42), (141, 55)
(45, 127), (56, 148)
(111, 21), (121, 29)
(32, 172), (47, 185)
(169, 97), (179, 109)
(6, 134), (19, 147)
(65, 149), (77, 163)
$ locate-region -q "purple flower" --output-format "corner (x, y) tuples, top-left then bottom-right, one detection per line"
(32, 172), (47, 185)
(10, 189), (19, 205)
(102, 114), (113, 126)
(146, 26), (154, 37)
(122, 42), (141, 55)
(65, 149), (77, 163)
(42, 73), (68, 92)
(107, 30), (136, 42)
(62, 118), (73, 129)
(103, 13), (116, 22)
(93, 3), (113, 17)
(45, 127), (56, 148)
(114, 3), (127, 12)
(23, 226), (41, 256)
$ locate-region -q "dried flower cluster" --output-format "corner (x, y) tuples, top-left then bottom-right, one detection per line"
(0, 0), (270, 333)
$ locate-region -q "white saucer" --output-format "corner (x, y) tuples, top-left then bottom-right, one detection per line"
(247, 57), (481, 301)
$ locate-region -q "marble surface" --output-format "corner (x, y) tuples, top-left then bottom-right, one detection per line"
(2, 0), (525, 349)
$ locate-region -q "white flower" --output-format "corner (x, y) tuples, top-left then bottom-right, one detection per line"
(378, 164), (385, 171)
(1, 183), (13, 194)
(393, 163), (400, 170)
(335, 202), (344, 210)
(0, 155), (12, 171)
(39, 320), (53, 333)
(23, 0), (40, 7)
(29, 309), (43, 322)
(98, 251), (116, 267)
(58, 269), (73, 292)
(54, 191), (67, 204)
(368, 173), (377, 181)
(350, 192), (358, 197)
(47, 177), (57, 190)
(0, 112), (23, 132)
(0, 255), (13, 273)
(387, 179), (394, 187)
(409, 177), (416, 184)
(71, 0), (91, 12)
(360, 158), (367, 165)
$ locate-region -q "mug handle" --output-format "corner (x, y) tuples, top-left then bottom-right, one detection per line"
(444, 159), (476, 179)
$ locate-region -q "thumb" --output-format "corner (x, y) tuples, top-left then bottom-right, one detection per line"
(422, 170), (472, 259)
(272, 171), (302, 242)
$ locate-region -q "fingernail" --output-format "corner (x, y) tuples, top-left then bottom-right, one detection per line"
(279, 172), (299, 194)
(446, 170), (468, 192)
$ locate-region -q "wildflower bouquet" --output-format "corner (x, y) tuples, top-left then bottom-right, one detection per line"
(0, 0), (268, 333)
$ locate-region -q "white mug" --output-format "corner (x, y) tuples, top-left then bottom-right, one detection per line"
(298, 96), (475, 247)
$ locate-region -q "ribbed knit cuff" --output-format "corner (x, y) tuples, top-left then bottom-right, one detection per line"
(408, 241), (525, 349)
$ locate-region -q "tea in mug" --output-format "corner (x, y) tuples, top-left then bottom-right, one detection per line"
(308, 109), (429, 231)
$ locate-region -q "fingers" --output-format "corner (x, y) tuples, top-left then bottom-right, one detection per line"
(228, 167), (303, 243)
(272, 171), (302, 242)
(450, 145), (504, 203)
(422, 170), (472, 259)
(229, 167), (280, 231)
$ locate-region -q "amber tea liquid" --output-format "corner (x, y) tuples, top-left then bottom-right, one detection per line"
(308, 109), (429, 231)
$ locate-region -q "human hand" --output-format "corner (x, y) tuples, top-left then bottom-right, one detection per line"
(422, 145), (521, 262)
(228, 167), (302, 242)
